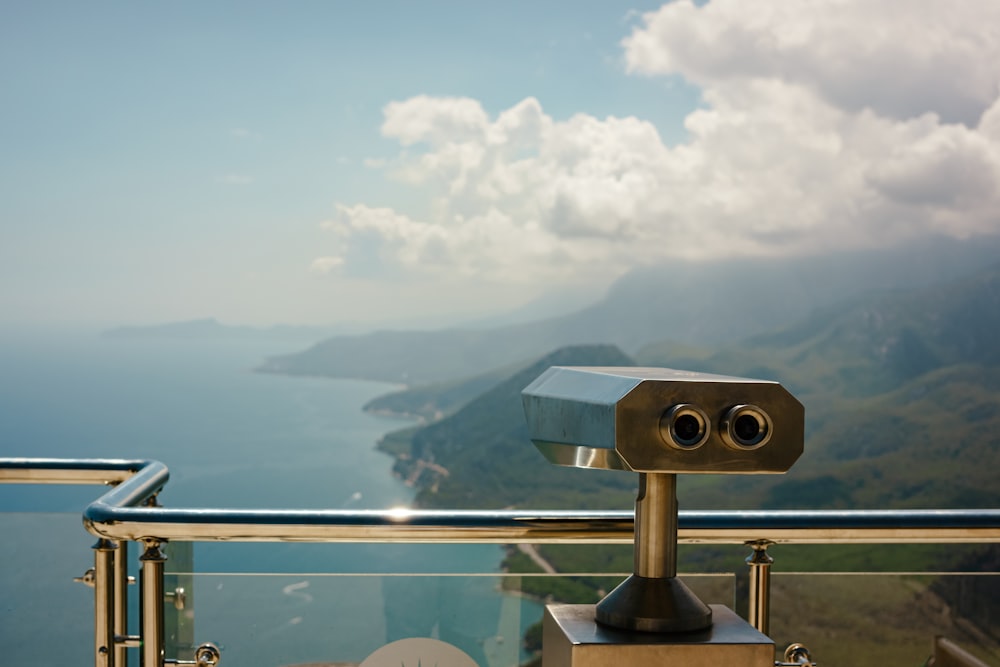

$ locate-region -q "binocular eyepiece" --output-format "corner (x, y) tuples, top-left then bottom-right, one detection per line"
(662, 403), (773, 451)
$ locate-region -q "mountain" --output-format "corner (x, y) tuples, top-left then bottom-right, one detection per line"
(104, 318), (333, 342)
(258, 326), (573, 385)
(637, 263), (1000, 510)
(376, 263), (1000, 513)
(259, 235), (1000, 385)
(384, 344), (639, 510)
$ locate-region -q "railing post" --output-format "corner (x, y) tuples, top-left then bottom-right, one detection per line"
(139, 540), (166, 667)
(94, 538), (117, 667)
(745, 539), (774, 636)
(114, 539), (129, 667)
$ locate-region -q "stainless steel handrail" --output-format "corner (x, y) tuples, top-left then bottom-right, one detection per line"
(5, 456), (1000, 667)
(3, 457), (1000, 545)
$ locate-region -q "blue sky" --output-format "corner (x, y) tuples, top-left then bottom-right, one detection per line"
(3, 1), (999, 329)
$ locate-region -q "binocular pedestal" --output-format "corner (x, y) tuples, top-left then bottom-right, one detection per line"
(543, 604), (774, 667)
(542, 473), (773, 666)
(596, 473), (710, 633)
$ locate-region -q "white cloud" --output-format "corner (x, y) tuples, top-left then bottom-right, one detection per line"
(323, 203), (569, 281)
(622, 0), (1000, 125)
(321, 1), (1000, 285)
(382, 95), (491, 147)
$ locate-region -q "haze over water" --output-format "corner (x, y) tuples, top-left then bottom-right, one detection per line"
(0, 333), (539, 666)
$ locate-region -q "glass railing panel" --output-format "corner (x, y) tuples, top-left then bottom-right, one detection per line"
(0, 512), (95, 665)
(176, 572), (540, 667)
(173, 569), (735, 667)
(165, 540), (195, 661)
(190, 541), (509, 575)
(770, 572), (1000, 667)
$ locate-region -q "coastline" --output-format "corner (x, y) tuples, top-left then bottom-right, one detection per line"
(365, 406), (428, 424)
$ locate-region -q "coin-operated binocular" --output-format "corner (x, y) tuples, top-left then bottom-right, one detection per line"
(522, 367), (804, 665)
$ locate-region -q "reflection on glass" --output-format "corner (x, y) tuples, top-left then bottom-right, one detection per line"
(174, 571), (735, 667)
(180, 573), (543, 667)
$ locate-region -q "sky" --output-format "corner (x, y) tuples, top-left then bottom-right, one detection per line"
(2, 1), (999, 330)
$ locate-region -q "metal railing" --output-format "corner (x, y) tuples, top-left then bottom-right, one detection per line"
(4, 457), (1000, 667)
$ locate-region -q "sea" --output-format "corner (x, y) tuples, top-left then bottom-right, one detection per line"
(0, 331), (542, 666)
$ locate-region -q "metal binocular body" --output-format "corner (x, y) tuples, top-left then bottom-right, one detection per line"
(522, 366), (804, 475)
(522, 366), (805, 634)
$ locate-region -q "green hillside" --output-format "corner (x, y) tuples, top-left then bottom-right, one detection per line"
(373, 264), (1000, 512)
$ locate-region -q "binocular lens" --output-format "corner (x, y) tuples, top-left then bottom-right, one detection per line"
(722, 405), (772, 449)
(674, 414), (702, 442)
(661, 404), (710, 450)
(734, 414), (761, 442)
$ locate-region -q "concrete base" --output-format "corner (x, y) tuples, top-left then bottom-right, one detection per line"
(542, 604), (774, 667)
